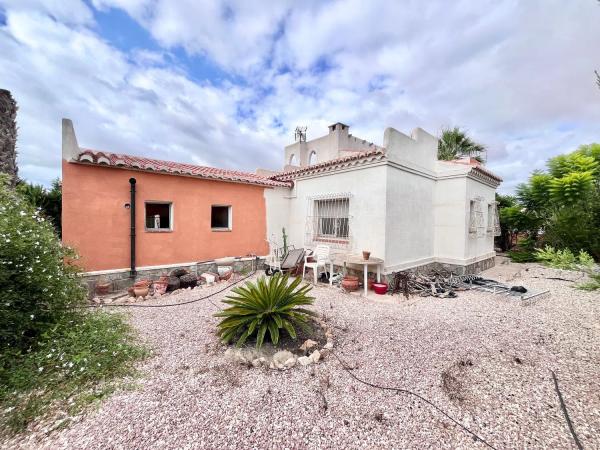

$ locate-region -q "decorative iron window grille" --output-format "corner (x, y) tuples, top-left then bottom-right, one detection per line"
(469, 196), (485, 237)
(487, 201), (501, 236)
(305, 193), (352, 249)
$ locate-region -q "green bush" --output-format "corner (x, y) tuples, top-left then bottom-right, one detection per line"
(215, 273), (316, 348)
(0, 312), (147, 433)
(0, 177), (85, 350)
(535, 245), (595, 270)
(0, 177), (146, 433)
(508, 236), (537, 263)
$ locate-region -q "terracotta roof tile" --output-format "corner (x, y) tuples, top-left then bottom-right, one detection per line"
(269, 149), (386, 181)
(74, 149), (291, 188)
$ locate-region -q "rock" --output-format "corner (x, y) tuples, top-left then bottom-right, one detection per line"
(273, 350), (294, 365)
(251, 358), (262, 368)
(284, 357), (297, 369)
(310, 350), (321, 363)
(298, 356), (313, 366)
(92, 297), (101, 304)
(320, 348), (331, 359)
(299, 339), (318, 354)
(324, 341), (334, 349)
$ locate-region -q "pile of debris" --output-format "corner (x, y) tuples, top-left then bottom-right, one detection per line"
(389, 270), (547, 301)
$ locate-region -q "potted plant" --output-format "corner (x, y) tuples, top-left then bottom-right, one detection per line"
(362, 250), (371, 260)
(95, 277), (111, 295)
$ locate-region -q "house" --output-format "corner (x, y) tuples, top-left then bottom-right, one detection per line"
(61, 119), (290, 284)
(61, 119), (501, 287)
(263, 123), (502, 275)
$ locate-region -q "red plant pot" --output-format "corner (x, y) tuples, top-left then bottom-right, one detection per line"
(372, 282), (388, 295)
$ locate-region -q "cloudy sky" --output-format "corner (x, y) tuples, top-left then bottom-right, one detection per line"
(1, 0), (599, 192)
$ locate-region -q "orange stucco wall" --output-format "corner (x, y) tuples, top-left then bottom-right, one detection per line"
(62, 161), (269, 272)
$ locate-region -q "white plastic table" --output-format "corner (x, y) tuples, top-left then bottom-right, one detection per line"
(344, 255), (384, 296)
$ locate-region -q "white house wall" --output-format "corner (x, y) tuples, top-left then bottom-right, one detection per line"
(278, 165), (388, 261)
(264, 186), (292, 249)
(384, 165), (436, 271)
(433, 177), (468, 263)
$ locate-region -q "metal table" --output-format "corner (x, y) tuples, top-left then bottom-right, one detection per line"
(344, 255), (384, 296)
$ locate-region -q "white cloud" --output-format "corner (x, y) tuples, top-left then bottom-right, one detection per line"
(1, 0), (600, 193)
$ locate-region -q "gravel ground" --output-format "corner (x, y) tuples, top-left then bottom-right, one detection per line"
(5, 260), (600, 449)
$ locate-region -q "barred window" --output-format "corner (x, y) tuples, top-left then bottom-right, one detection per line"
(316, 198), (349, 239)
(305, 194), (352, 249)
(469, 197), (485, 237)
(487, 202), (501, 236)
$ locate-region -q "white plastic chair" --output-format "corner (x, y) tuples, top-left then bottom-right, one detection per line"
(303, 245), (333, 285)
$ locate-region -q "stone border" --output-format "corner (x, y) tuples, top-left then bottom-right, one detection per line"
(81, 257), (264, 298)
(224, 317), (334, 371)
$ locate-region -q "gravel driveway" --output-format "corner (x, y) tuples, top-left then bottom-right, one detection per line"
(6, 261), (600, 449)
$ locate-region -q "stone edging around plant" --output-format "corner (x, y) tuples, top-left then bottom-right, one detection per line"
(224, 318), (334, 370)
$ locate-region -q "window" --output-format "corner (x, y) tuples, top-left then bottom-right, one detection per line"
(468, 197), (485, 237)
(315, 198), (349, 239)
(145, 202), (172, 231)
(308, 150), (317, 165)
(211, 205), (232, 230)
(487, 202), (501, 236)
(289, 153), (298, 165)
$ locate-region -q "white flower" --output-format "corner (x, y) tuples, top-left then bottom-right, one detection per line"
(30, 314), (34, 319)
(38, 367), (44, 372)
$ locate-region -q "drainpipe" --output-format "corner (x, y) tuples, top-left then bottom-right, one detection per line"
(129, 177), (137, 278)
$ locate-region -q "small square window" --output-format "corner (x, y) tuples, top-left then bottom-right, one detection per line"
(145, 202), (172, 231)
(211, 205), (231, 230)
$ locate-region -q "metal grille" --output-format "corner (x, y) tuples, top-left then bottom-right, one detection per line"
(469, 196), (485, 237)
(305, 193), (352, 250)
(487, 201), (501, 236)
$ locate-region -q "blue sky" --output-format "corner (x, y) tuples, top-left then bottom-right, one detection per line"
(1, 0), (599, 193)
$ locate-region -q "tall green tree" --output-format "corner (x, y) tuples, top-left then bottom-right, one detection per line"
(437, 127), (486, 162)
(505, 143), (600, 260)
(0, 89), (18, 187)
(16, 178), (62, 237)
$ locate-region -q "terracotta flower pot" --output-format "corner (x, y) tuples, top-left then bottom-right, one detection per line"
(133, 286), (149, 299)
(362, 251), (371, 260)
(341, 275), (359, 292)
(95, 282), (110, 295)
(154, 281), (167, 295)
(134, 279), (151, 288)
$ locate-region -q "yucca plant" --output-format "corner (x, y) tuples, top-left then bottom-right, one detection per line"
(215, 274), (316, 348)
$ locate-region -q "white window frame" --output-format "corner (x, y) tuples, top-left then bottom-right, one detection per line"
(211, 205), (232, 231)
(144, 201), (173, 232)
(487, 201), (501, 236)
(468, 197), (485, 237)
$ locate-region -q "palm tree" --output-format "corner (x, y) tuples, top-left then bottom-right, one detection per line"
(0, 89), (18, 186)
(437, 127), (486, 163)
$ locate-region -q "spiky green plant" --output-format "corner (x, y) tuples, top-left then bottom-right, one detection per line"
(215, 274), (316, 348)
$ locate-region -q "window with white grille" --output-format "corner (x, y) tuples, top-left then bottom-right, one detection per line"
(469, 197), (485, 237)
(487, 202), (501, 236)
(305, 194), (351, 249)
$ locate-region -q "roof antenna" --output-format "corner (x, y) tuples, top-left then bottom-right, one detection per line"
(294, 126), (307, 142)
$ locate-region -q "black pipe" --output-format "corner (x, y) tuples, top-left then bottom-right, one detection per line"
(129, 178), (136, 278)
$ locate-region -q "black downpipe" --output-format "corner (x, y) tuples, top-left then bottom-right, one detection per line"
(129, 178), (136, 278)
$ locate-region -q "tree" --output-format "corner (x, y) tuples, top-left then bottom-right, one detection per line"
(16, 178), (62, 236)
(502, 143), (600, 260)
(0, 89), (18, 187)
(437, 127), (486, 162)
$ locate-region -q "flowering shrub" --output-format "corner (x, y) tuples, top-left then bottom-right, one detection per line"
(0, 177), (85, 350)
(0, 177), (146, 432)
